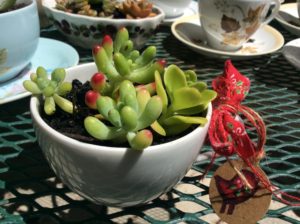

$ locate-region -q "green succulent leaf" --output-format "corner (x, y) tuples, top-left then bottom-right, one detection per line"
(44, 97), (56, 115)
(23, 80), (42, 94)
(127, 130), (153, 150)
(134, 46), (156, 68)
(53, 94), (74, 114)
(84, 116), (125, 140)
(172, 87), (203, 111)
(154, 71), (168, 115)
(130, 61), (164, 84)
(164, 123), (191, 136)
(184, 70), (197, 83)
(43, 85), (56, 97)
(164, 65), (187, 100)
(121, 106), (138, 131)
(36, 66), (48, 79)
(114, 52), (130, 77)
(163, 115), (207, 126)
(57, 82), (72, 96)
(51, 68), (66, 83)
(129, 50), (140, 62)
(119, 80), (136, 102)
(93, 46), (119, 80)
(102, 35), (113, 59)
(120, 40), (134, 56)
(151, 120), (166, 136)
(36, 78), (50, 90)
(97, 96), (116, 118)
(189, 82), (207, 92)
(137, 88), (150, 115)
(137, 96), (162, 130)
(114, 27), (129, 53)
(124, 94), (138, 112)
(175, 105), (208, 115)
(108, 109), (121, 127)
(30, 73), (37, 82)
(136, 82), (156, 95)
(201, 89), (218, 103)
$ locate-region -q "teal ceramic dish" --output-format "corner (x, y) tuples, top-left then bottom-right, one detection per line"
(0, 37), (79, 105)
(0, 0), (40, 83)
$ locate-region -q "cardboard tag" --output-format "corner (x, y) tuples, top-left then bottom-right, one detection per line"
(209, 160), (271, 224)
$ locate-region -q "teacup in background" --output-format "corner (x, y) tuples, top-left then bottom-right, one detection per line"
(151, 0), (192, 18)
(0, 0), (40, 83)
(198, 0), (281, 51)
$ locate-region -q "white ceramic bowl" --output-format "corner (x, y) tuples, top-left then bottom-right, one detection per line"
(30, 63), (212, 207)
(42, 0), (165, 49)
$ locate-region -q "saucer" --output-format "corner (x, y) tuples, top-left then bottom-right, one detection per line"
(163, 1), (198, 26)
(275, 3), (300, 37)
(171, 15), (284, 60)
(0, 37), (79, 105)
(282, 38), (300, 70)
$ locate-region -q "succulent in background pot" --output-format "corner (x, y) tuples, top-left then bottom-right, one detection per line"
(0, 0), (39, 82)
(42, 0), (165, 49)
(24, 28), (216, 207)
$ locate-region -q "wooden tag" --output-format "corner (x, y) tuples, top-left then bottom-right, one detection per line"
(209, 160), (271, 224)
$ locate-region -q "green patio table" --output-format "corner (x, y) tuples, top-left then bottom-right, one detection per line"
(0, 18), (300, 224)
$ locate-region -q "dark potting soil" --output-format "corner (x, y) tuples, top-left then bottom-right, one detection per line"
(41, 79), (200, 148)
(0, 3), (29, 13)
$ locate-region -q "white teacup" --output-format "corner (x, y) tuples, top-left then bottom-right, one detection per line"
(198, 0), (281, 51)
(151, 0), (192, 18)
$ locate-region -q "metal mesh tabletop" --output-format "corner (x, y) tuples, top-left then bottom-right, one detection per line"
(0, 22), (300, 224)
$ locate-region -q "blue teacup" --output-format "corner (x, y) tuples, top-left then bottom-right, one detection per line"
(0, 0), (40, 83)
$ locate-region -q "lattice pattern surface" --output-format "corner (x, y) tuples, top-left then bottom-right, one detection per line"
(0, 23), (300, 223)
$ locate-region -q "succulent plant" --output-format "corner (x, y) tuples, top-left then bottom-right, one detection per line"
(56, 0), (98, 16)
(23, 27), (216, 150)
(84, 80), (162, 150)
(117, 0), (156, 19)
(92, 27), (165, 93)
(99, 0), (117, 17)
(23, 67), (73, 115)
(154, 66), (217, 136)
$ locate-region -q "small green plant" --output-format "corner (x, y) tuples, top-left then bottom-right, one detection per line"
(23, 67), (73, 115)
(23, 28), (217, 150)
(92, 27), (165, 88)
(154, 65), (216, 136)
(85, 80), (162, 150)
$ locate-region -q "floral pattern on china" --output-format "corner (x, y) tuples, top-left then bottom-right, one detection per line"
(198, 0), (281, 51)
(215, 0), (266, 46)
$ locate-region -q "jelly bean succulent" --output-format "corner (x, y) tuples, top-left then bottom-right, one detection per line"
(92, 27), (165, 90)
(23, 67), (73, 115)
(85, 80), (163, 150)
(23, 27), (217, 150)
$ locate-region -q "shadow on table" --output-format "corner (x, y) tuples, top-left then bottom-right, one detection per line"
(0, 140), (188, 224)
